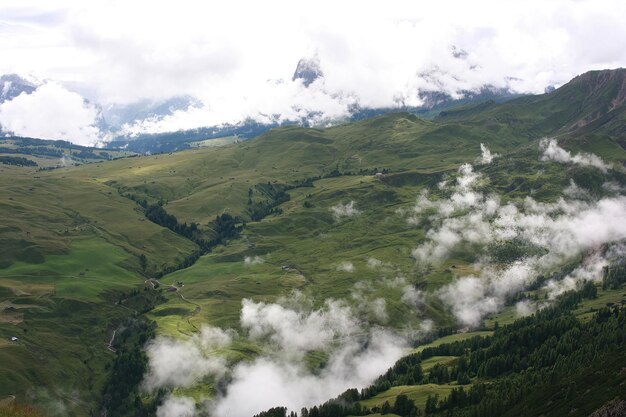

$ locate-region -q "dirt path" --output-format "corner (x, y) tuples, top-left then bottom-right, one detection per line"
(0, 395), (15, 407)
(175, 289), (201, 331)
(106, 328), (117, 352)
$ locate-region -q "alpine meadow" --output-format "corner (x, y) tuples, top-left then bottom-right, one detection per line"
(1, 2), (626, 417)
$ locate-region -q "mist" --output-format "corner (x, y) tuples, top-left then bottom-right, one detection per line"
(406, 140), (625, 326)
(144, 294), (413, 417)
(142, 140), (625, 414)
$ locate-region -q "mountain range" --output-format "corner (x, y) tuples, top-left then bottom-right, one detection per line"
(0, 57), (527, 153)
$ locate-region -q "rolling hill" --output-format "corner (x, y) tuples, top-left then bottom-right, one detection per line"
(0, 69), (625, 417)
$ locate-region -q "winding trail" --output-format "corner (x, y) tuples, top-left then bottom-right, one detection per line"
(106, 329), (117, 352)
(177, 290), (201, 332)
(0, 395), (15, 407)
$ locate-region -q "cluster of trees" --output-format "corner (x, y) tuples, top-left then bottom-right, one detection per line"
(247, 182), (292, 221)
(487, 239), (546, 263)
(101, 318), (162, 417)
(0, 145), (63, 157)
(0, 156), (37, 166)
(129, 196), (242, 251)
(603, 261), (626, 290)
(323, 166), (391, 178)
(72, 149), (109, 160)
(426, 305), (626, 416)
(153, 212), (242, 277)
(145, 203), (202, 243)
(123, 193), (243, 276)
(246, 168), (391, 221)
(115, 286), (166, 314)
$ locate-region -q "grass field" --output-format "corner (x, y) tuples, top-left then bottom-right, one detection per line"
(1, 76), (626, 416)
(359, 383), (457, 410)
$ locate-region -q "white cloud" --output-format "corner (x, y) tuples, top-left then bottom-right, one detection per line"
(156, 395), (196, 417)
(366, 257), (383, 269)
(2, 1), (626, 136)
(540, 138), (612, 172)
(211, 329), (405, 417)
(330, 201), (361, 220)
(244, 255), (264, 266)
(0, 82), (102, 145)
(336, 261), (355, 273)
(149, 294), (412, 417)
(403, 146), (626, 327)
(478, 143), (498, 164)
(240, 298), (359, 355)
(515, 299), (535, 317)
(143, 326), (233, 390)
(401, 285), (425, 309)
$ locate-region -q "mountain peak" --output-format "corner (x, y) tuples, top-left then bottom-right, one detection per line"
(292, 57), (323, 87)
(0, 73), (39, 103)
(551, 68), (626, 133)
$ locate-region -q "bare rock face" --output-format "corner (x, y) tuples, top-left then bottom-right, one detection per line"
(292, 57), (323, 87)
(588, 399), (626, 417)
(0, 73), (38, 103)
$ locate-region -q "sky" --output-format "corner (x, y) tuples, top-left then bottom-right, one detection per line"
(1, 0), (626, 144)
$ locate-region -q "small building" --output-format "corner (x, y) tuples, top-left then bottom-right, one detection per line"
(10, 337), (18, 342)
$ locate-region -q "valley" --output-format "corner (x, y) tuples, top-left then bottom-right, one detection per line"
(1, 69), (626, 417)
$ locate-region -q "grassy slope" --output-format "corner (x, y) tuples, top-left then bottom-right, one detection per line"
(0, 164), (197, 414)
(1, 69), (625, 414)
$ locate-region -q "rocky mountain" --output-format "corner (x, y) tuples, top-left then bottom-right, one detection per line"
(292, 57), (323, 87)
(0, 73), (38, 103)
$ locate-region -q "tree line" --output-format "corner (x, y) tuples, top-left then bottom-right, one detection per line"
(123, 193), (242, 276)
(252, 276), (625, 417)
(0, 155), (37, 166)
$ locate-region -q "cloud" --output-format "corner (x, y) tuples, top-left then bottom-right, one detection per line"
(401, 285), (426, 310)
(404, 146), (626, 327)
(244, 255), (264, 266)
(337, 261), (355, 273)
(2, 1), (626, 136)
(428, 192), (626, 326)
(211, 328), (405, 417)
(240, 298), (360, 356)
(540, 138), (612, 172)
(156, 395), (196, 417)
(0, 82), (102, 145)
(147, 293), (418, 417)
(515, 299), (536, 317)
(478, 143), (498, 164)
(330, 201), (361, 220)
(543, 251), (608, 299)
(370, 298), (388, 322)
(366, 257), (383, 269)
(143, 326), (233, 390)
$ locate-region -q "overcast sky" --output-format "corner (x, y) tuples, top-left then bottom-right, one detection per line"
(1, 0), (626, 145)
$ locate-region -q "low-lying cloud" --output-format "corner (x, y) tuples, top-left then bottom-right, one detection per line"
(405, 142), (625, 326)
(336, 261), (355, 273)
(143, 139), (624, 415)
(146, 293), (417, 417)
(244, 255), (265, 266)
(143, 326), (233, 390)
(330, 201), (361, 220)
(540, 138), (612, 172)
(478, 143), (498, 165)
(0, 82), (102, 146)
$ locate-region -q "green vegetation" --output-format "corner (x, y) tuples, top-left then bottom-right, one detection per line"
(0, 136), (133, 168)
(0, 156), (37, 167)
(255, 284), (626, 417)
(0, 69), (625, 416)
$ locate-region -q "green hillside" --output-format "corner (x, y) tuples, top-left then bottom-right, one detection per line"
(1, 69), (626, 416)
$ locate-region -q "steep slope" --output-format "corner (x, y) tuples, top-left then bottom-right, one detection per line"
(437, 68), (626, 158)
